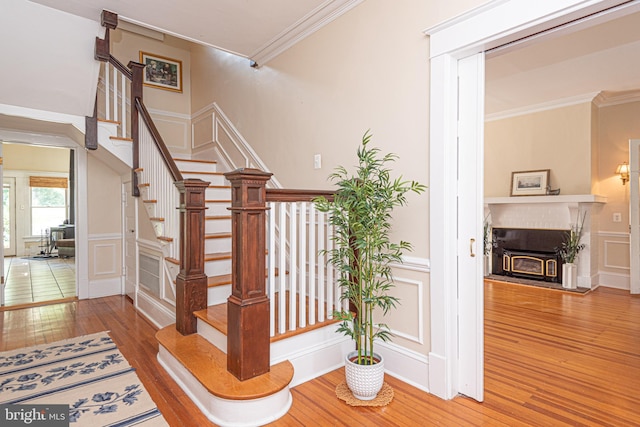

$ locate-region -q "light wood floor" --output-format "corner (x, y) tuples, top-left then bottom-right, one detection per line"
(1, 281), (638, 426)
(2, 256), (76, 306)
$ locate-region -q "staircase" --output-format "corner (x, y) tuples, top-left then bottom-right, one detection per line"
(90, 10), (350, 427)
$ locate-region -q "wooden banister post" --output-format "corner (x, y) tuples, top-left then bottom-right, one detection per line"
(175, 179), (210, 335)
(224, 168), (272, 381)
(128, 61), (145, 197)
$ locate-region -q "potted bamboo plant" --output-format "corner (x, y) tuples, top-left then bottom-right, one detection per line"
(557, 211), (586, 289)
(315, 131), (425, 400)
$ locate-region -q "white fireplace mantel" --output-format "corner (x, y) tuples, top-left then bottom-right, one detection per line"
(485, 194), (606, 206)
(485, 194), (607, 289)
(485, 194), (606, 230)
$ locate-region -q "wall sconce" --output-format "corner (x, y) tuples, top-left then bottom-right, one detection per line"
(616, 162), (630, 185)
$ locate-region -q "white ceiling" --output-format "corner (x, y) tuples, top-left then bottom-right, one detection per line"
(4, 1), (640, 119)
(486, 7), (640, 118)
(28, 0), (363, 66)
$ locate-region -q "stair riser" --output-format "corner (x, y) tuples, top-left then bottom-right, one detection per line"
(205, 219), (231, 234)
(182, 172), (227, 186)
(207, 283), (231, 306)
(197, 318), (227, 353)
(205, 238), (231, 254)
(206, 203), (231, 216)
(205, 259), (231, 276)
(174, 160), (217, 173)
(205, 187), (231, 200)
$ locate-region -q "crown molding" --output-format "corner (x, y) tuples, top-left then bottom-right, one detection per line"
(249, 0), (364, 67)
(592, 89), (640, 108)
(485, 92), (599, 122)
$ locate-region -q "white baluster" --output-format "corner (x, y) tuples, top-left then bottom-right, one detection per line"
(298, 202), (307, 328)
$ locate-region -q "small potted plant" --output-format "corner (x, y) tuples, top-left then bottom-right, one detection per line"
(557, 212), (586, 289)
(315, 131), (425, 400)
(483, 214), (492, 276)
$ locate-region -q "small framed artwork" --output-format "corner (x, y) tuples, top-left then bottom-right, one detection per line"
(510, 169), (550, 196)
(139, 51), (182, 92)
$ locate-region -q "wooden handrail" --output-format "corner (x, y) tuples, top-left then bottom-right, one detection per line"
(108, 55), (133, 80)
(266, 188), (334, 202)
(135, 98), (183, 182)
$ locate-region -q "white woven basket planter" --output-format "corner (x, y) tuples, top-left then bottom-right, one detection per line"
(344, 351), (385, 401)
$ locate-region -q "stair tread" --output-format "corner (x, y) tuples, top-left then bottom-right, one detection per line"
(196, 293), (338, 342)
(206, 252), (232, 261)
(109, 136), (133, 142)
(173, 158), (217, 164)
(205, 232), (231, 239)
(181, 171), (225, 176)
(208, 274), (232, 287)
(206, 215), (232, 220)
(206, 268), (280, 288)
(98, 118), (120, 125)
(156, 326), (293, 400)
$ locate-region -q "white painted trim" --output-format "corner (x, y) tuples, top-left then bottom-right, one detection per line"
(270, 324), (351, 387)
(598, 271), (630, 290)
(137, 290), (175, 329)
(427, 0), (631, 401)
(428, 51), (460, 400)
(377, 340), (430, 393)
(147, 107), (191, 121)
(249, 0), (364, 66)
(138, 237), (163, 251)
(593, 89), (640, 108)
(388, 276), (424, 345)
(485, 92), (599, 122)
(391, 255), (430, 273)
(92, 243), (118, 276)
(88, 276), (122, 299)
(424, 0), (631, 58)
(157, 347), (292, 427)
(604, 240), (630, 270)
(88, 233), (122, 240)
(0, 126), (89, 301)
(0, 104), (85, 133)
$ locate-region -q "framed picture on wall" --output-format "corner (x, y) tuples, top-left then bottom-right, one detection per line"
(139, 51), (182, 92)
(510, 169), (550, 196)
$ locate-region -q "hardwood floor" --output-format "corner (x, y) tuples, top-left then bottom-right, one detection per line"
(1, 281), (638, 426)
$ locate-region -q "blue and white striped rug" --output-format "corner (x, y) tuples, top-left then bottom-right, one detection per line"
(0, 332), (168, 426)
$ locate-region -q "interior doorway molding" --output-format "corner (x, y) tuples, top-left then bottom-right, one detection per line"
(424, 0), (636, 400)
(0, 128), (88, 300)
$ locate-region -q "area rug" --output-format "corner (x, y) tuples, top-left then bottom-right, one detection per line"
(0, 332), (168, 426)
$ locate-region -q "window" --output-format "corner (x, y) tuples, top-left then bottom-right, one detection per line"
(30, 176), (68, 236)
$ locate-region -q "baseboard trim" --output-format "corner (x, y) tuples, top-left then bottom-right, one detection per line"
(375, 341), (430, 393)
(88, 277), (122, 299)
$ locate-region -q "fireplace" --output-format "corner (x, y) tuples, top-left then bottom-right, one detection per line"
(492, 228), (566, 283)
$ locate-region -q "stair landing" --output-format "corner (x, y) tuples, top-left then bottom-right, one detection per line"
(156, 326), (293, 426)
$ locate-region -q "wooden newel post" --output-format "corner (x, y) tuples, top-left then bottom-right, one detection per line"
(128, 61), (145, 198)
(175, 179), (209, 335)
(224, 168), (272, 381)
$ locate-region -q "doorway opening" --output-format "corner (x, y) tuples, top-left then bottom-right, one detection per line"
(1, 143), (77, 307)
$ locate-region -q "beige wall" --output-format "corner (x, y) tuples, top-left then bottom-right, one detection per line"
(485, 102), (594, 197)
(3, 143), (69, 171)
(111, 30), (192, 154)
(597, 101), (640, 231)
(186, 0), (490, 354)
(485, 99), (640, 286)
(87, 155), (122, 283)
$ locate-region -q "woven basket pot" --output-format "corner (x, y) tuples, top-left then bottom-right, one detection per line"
(345, 351), (385, 401)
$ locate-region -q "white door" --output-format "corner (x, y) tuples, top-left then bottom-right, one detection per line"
(629, 139), (640, 294)
(457, 53), (485, 401)
(2, 178), (15, 256)
(124, 182), (137, 300)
